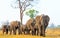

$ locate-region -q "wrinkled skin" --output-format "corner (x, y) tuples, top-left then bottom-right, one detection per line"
(10, 21), (21, 35)
(2, 25), (10, 34)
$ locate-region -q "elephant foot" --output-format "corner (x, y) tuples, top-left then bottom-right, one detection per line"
(10, 33), (11, 35)
(6, 32), (8, 34)
(13, 33), (16, 35)
(18, 32), (20, 35)
(13, 32), (16, 35)
(19, 32), (22, 35)
(10, 32), (12, 35)
(40, 33), (45, 37)
(32, 33), (36, 35)
(3, 32), (4, 34)
(42, 35), (45, 37)
(6, 31), (8, 34)
(40, 33), (43, 36)
(36, 33), (39, 36)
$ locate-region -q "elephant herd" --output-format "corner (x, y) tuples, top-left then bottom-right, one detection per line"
(2, 14), (50, 37)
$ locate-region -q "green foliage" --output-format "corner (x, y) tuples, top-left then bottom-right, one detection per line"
(26, 9), (39, 19)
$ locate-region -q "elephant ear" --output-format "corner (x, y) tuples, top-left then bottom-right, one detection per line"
(26, 18), (33, 27)
(45, 15), (50, 22)
(31, 19), (36, 27)
(35, 15), (41, 23)
(41, 14), (50, 25)
(40, 15), (44, 26)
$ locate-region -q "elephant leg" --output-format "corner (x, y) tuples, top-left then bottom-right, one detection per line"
(32, 29), (35, 35)
(6, 29), (8, 34)
(18, 27), (21, 34)
(38, 26), (41, 36)
(42, 25), (45, 37)
(32, 30), (34, 35)
(3, 29), (5, 34)
(25, 28), (29, 34)
(10, 29), (12, 35)
(20, 27), (23, 34)
(23, 31), (25, 34)
(26, 29), (29, 34)
(36, 29), (39, 35)
(45, 25), (47, 31)
(23, 29), (26, 34)
(13, 27), (16, 35)
(27, 29), (30, 34)
(3, 31), (4, 34)
(10, 28), (12, 35)
(40, 26), (43, 36)
(18, 29), (20, 34)
(24, 28), (29, 35)
(24, 28), (27, 34)
(34, 28), (36, 35)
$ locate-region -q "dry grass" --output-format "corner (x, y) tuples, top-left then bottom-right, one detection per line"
(0, 28), (60, 38)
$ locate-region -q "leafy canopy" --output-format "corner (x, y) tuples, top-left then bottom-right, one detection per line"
(26, 9), (39, 19)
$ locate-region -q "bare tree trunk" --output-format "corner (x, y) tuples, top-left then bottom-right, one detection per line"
(20, 13), (23, 25)
(19, 0), (23, 25)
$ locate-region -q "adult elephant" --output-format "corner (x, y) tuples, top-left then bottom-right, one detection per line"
(25, 18), (40, 35)
(35, 14), (50, 37)
(20, 24), (27, 34)
(40, 14), (50, 37)
(2, 25), (10, 34)
(34, 15), (42, 35)
(25, 18), (34, 34)
(10, 21), (21, 35)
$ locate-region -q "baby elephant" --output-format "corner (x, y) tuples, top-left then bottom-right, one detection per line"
(2, 25), (10, 34)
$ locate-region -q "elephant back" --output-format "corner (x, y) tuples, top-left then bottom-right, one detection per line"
(10, 21), (20, 27)
(26, 18), (33, 28)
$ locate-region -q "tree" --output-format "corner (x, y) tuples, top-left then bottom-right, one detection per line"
(26, 9), (39, 19)
(11, 0), (38, 25)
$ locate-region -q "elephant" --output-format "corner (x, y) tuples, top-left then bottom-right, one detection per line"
(10, 21), (21, 35)
(20, 24), (30, 34)
(40, 14), (50, 37)
(2, 25), (10, 34)
(24, 18), (34, 34)
(31, 19), (37, 35)
(25, 18), (37, 35)
(34, 15), (41, 35)
(34, 14), (50, 37)
(24, 18), (40, 35)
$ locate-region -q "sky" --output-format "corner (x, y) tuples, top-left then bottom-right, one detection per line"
(0, 0), (60, 27)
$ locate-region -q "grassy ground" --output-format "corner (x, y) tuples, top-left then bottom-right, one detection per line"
(0, 28), (60, 38)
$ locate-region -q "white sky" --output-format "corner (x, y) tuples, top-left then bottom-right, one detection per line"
(0, 0), (60, 27)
